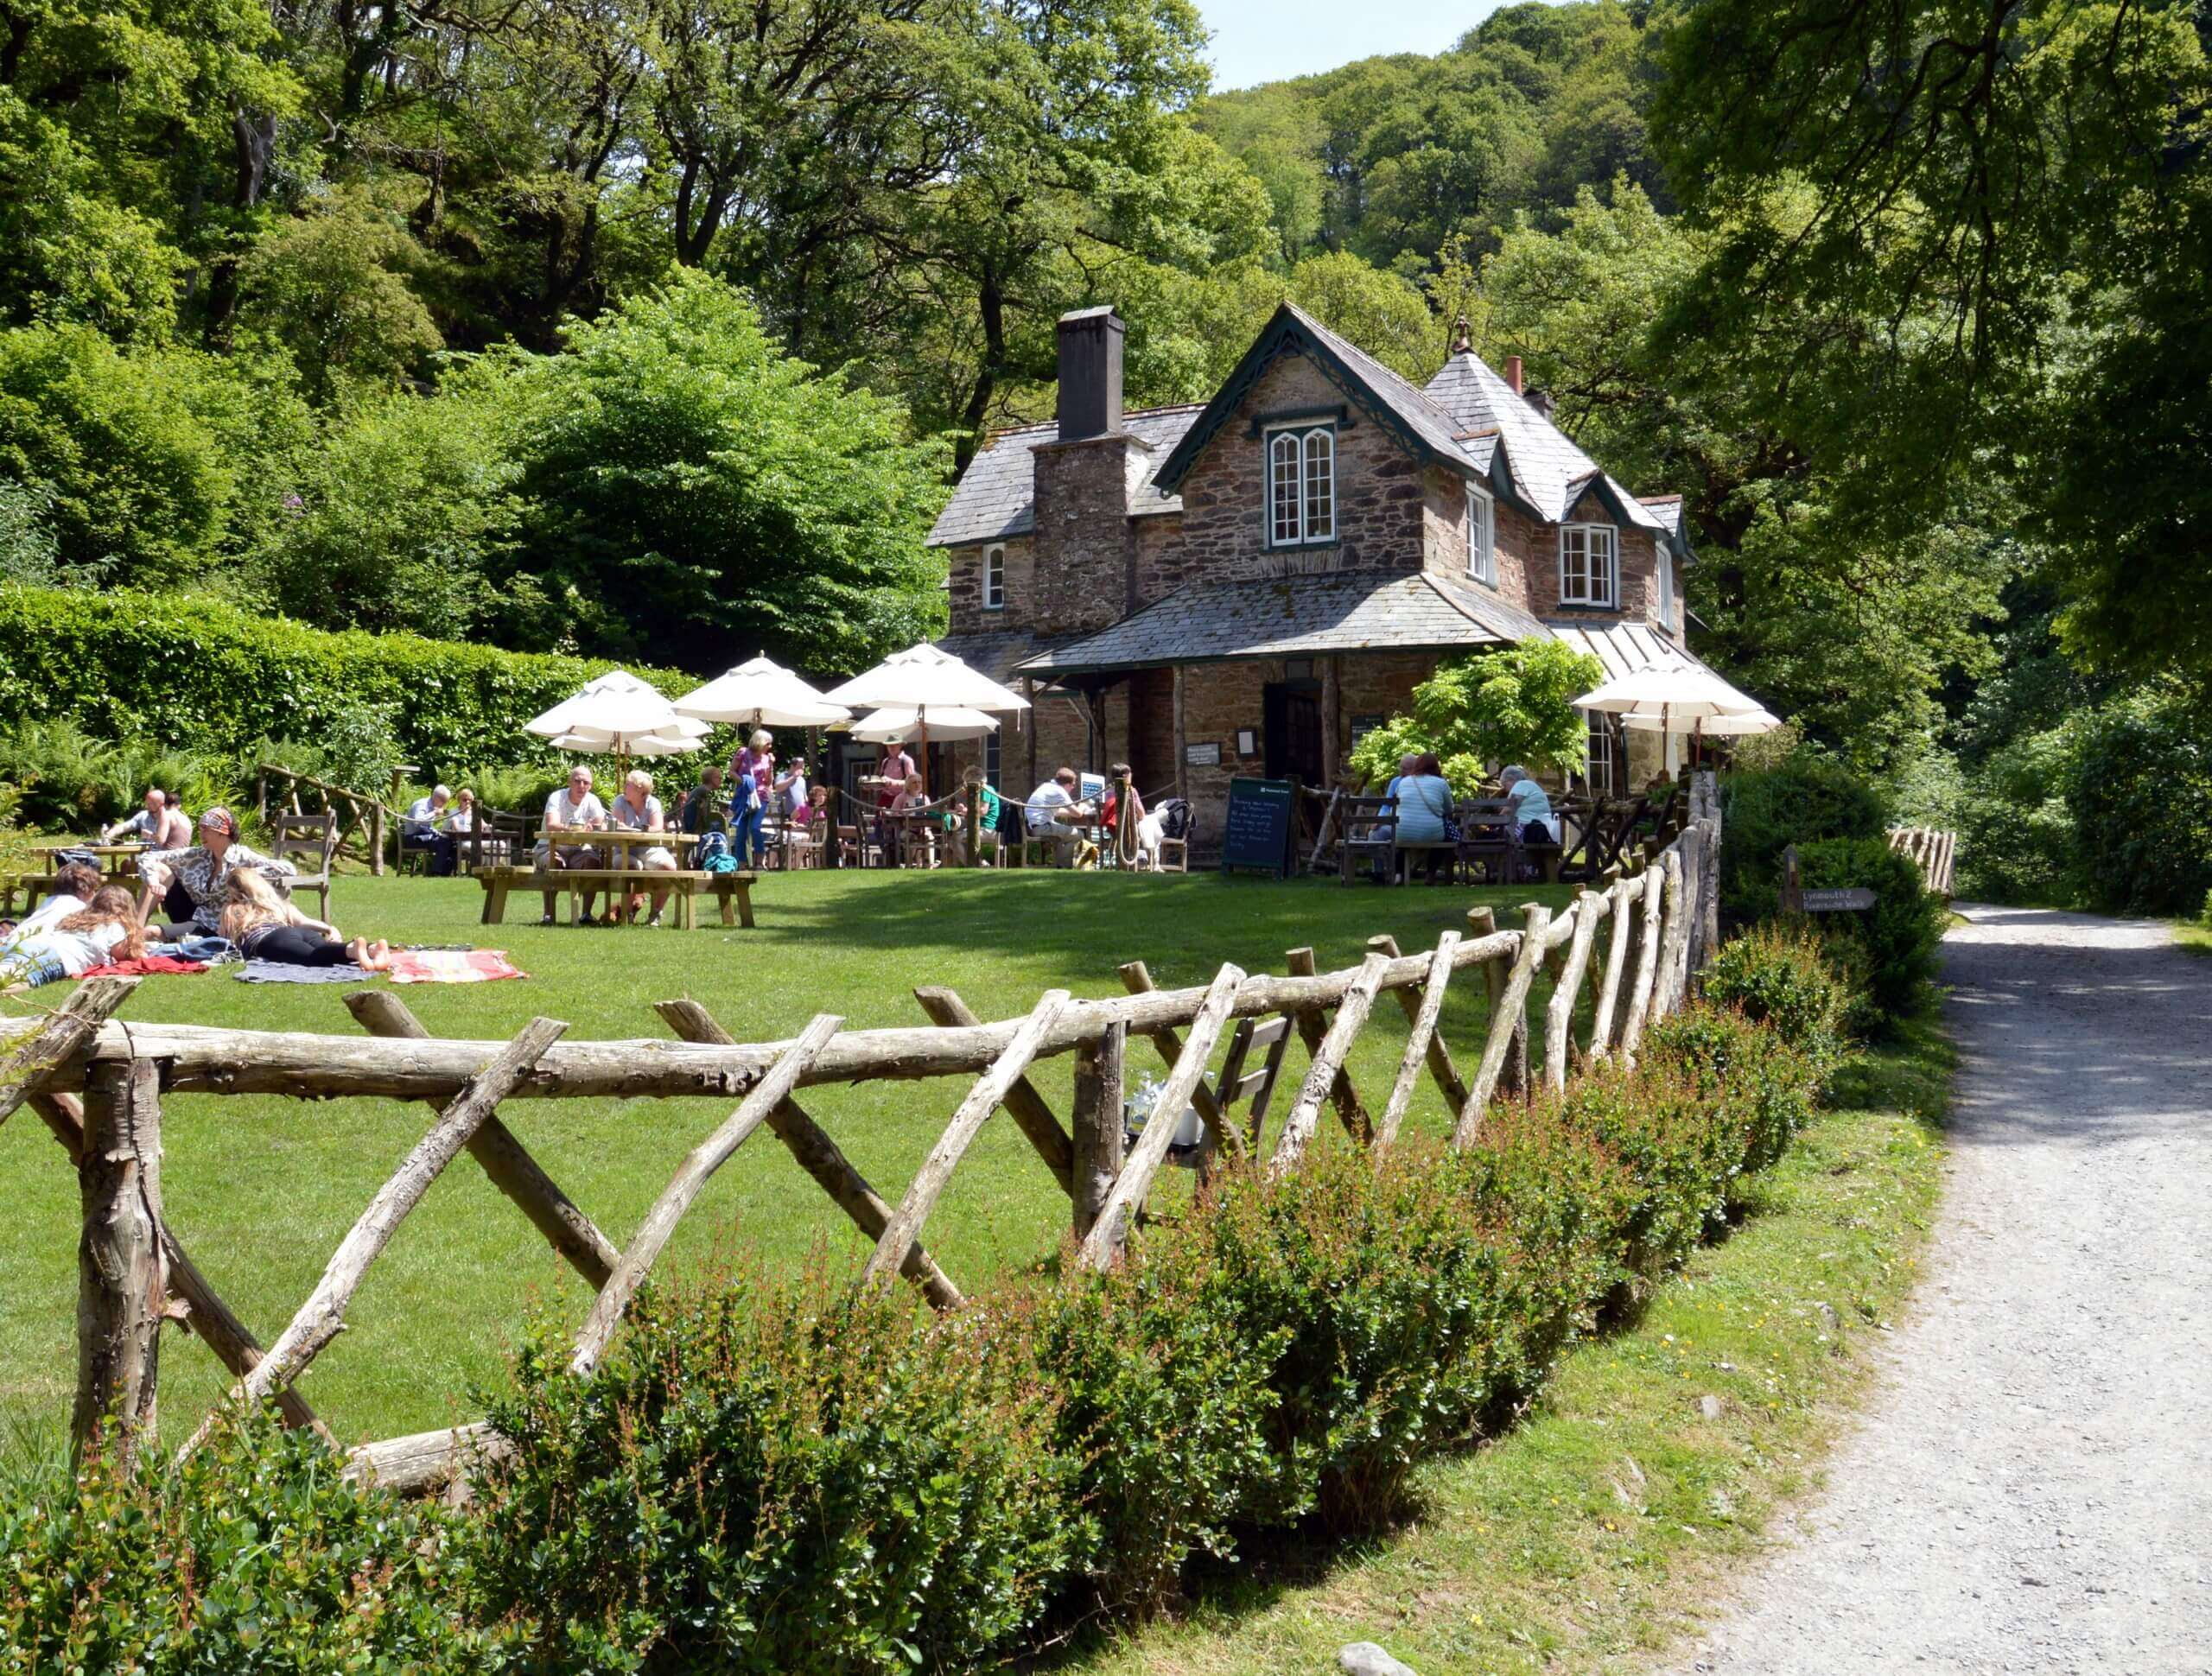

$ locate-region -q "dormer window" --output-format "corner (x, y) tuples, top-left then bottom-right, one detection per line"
(1560, 524), (1618, 608)
(1268, 425), (1334, 547)
(1467, 484), (1496, 585)
(983, 543), (1005, 611)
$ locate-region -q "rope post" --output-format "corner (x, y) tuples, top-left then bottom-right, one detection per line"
(965, 780), (982, 868)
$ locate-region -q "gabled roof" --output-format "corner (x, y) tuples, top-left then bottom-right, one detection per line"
(1424, 353), (1671, 538)
(926, 406), (1200, 548)
(1151, 303), (1480, 495)
(1015, 568), (1551, 676)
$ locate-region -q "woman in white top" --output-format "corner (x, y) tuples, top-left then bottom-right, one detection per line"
(607, 769), (678, 926)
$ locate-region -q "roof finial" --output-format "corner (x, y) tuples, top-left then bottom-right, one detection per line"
(1451, 314), (1473, 355)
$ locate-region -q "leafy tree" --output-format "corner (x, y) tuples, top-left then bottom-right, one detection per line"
(487, 272), (949, 671)
(1349, 641), (1605, 791)
(234, 195), (444, 403)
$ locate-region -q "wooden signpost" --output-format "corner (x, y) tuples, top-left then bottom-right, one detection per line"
(1780, 845), (1878, 915)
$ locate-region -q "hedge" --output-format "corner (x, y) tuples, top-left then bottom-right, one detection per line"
(0, 584), (706, 778)
(6, 946), (1844, 1675)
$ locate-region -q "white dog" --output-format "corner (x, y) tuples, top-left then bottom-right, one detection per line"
(1132, 811), (1165, 871)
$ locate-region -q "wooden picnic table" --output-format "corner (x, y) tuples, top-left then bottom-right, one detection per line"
(35, 841), (151, 875)
(540, 828), (702, 864)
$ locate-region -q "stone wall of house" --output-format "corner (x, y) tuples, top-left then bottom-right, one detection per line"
(944, 535), (1038, 637)
(1148, 352), (1428, 600)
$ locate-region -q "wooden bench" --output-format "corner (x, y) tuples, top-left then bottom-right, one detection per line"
(474, 867), (759, 929)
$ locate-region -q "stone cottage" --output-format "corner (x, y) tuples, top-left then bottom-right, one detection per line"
(927, 301), (1710, 840)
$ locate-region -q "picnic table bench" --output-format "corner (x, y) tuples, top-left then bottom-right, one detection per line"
(474, 866), (759, 929)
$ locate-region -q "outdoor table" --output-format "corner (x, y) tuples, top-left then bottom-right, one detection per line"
(542, 828), (701, 864)
(539, 829), (704, 925)
(39, 841), (149, 876)
(880, 810), (945, 867)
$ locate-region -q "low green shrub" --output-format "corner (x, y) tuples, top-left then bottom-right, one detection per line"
(1797, 836), (1945, 1033)
(1719, 751), (1888, 924)
(0, 1413), (494, 1674)
(1700, 923), (1853, 1070)
(1644, 1002), (1826, 1179)
(468, 1269), (1077, 1675)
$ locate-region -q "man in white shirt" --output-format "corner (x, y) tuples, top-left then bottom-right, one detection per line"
(103, 789), (193, 850)
(404, 784), (457, 876)
(535, 766), (609, 924)
(1025, 765), (1082, 865)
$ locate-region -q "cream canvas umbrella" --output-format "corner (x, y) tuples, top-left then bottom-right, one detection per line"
(823, 644), (1031, 789)
(673, 656), (850, 728)
(1574, 663), (1767, 768)
(848, 705), (1000, 745)
(1620, 705), (1782, 737)
(526, 670), (710, 766)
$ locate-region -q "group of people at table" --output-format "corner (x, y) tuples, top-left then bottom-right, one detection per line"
(1372, 753), (1557, 883)
(0, 790), (391, 991)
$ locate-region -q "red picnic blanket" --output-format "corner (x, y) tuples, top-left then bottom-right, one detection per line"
(388, 949), (526, 984)
(79, 955), (209, 978)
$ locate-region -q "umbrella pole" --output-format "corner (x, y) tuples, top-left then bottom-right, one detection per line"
(917, 709), (931, 796)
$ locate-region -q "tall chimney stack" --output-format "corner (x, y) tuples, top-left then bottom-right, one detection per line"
(1056, 307), (1125, 441)
(1503, 355), (1523, 395)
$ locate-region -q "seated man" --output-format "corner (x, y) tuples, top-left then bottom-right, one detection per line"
(103, 788), (194, 851)
(138, 808), (297, 937)
(534, 766), (609, 925)
(403, 784), (459, 877)
(607, 768), (679, 925)
(1024, 766), (1084, 867)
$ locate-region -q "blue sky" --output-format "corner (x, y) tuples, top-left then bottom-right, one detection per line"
(1198, 0), (1505, 90)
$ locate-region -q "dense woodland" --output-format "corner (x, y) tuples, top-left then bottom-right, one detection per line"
(0, 0), (2206, 907)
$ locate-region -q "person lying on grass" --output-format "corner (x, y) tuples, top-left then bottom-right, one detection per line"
(219, 867), (394, 972)
(0, 887), (146, 991)
(0, 861), (102, 943)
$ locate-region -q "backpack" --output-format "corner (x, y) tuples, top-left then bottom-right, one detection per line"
(1156, 797), (1192, 841)
(696, 829), (737, 873)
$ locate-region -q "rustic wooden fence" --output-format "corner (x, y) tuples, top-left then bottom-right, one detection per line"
(4, 778), (1727, 1490)
(256, 765), (394, 874)
(1887, 826), (1958, 898)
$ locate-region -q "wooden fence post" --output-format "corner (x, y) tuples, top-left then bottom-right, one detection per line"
(1655, 847), (1689, 1018)
(1618, 860), (1668, 1063)
(1543, 891), (1605, 1090)
(73, 1057), (165, 1466)
(0, 975), (138, 1132)
(1080, 966), (1244, 1267)
(1465, 905), (1528, 1097)
(1452, 904), (1549, 1148)
(656, 1001), (961, 1311)
(1374, 932), (1459, 1153)
(1589, 873), (1637, 1058)
(1367, 934), (1470, 1114)
(1071, 1021), (1126, 1239)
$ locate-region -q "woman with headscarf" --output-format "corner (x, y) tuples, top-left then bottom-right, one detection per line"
(137, 807), (297, 937)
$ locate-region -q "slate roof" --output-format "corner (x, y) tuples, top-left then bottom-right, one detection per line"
(925, 407), (1201, 548)
(1015, 570), (1553, 676)
(1544, 619), (1716, 683)
(1152, 303), (1480, 495)
(932, 629), (1061, 689)
(1424, 354), (1670, 535)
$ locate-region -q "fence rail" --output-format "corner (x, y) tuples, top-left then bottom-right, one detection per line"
(6, 777), (1730, 1491)
(1887, 825), (1957, 897)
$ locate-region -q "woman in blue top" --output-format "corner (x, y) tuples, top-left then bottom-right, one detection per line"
(1392, 752), (1457, 882)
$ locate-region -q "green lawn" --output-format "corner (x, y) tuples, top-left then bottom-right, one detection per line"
(1, 867), (1573, 1460)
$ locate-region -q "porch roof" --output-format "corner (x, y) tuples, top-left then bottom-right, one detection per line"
(1544, 618), (1719, 682)
(1014, 569), (1550, 677)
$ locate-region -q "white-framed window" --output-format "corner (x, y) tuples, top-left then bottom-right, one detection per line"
(1655, 545), (1674, 626)
(1559, 523), (1618, 607)
(1584, 713), (1618, 796)
(1267, 425), (1335, 547)
(1466, 483), (1496, 584)
(982, 543), (1005, 611)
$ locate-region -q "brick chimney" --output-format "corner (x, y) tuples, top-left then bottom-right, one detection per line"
(1033, 304), (1140, 634)
(1524, 387), (1555, 421)
(1056, 306), (1124, 440)
(1503, 355), (1523, 395)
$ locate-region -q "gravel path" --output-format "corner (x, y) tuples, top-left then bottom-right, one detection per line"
(1668, 905), (2212, 1676)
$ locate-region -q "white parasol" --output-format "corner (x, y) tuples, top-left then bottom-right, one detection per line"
(846, 705), (1000, 744)
(673, 656), (849, 728)
(823, 644), (1031, 789)
(1575, 663), (1769, 767)
(526, 670), (709, 762)
(1620, 705), (1782, 737)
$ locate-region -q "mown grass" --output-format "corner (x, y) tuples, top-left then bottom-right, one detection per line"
(0, 867), (1574, 1460)
(1062, 1015), (1952, 1676)
(2171, 918), (2212, 956)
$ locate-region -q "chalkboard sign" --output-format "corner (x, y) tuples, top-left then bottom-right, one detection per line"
(1220, 776), (1297, 878)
